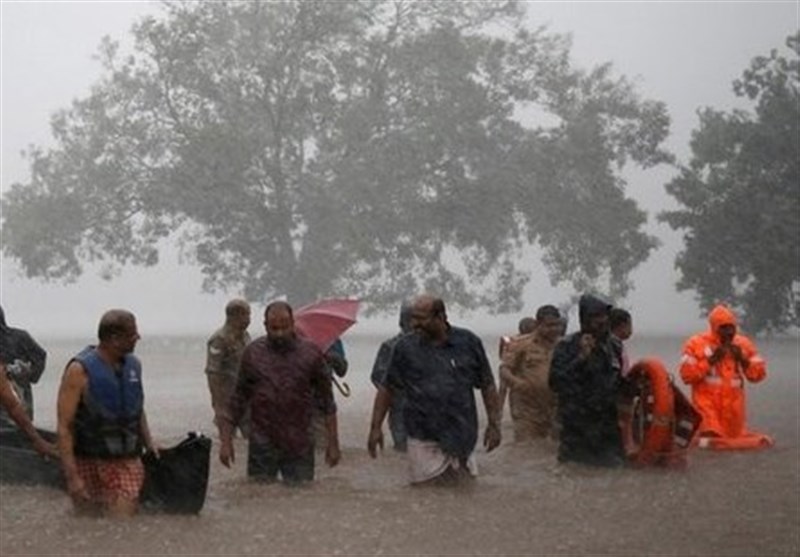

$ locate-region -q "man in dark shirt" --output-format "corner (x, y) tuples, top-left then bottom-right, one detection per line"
(369, 300), (412, 452)
(218, 301), (340, 484)
(368, 295), (501, 485)
(549, 294), (624, 467)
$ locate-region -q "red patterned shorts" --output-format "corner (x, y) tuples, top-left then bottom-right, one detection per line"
(76, 457), (145, 504)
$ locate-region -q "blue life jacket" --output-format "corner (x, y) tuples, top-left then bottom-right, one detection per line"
(72, 346), (144, 458)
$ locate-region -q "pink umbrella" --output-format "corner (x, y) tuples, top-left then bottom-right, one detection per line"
(294, 298), (360, 353)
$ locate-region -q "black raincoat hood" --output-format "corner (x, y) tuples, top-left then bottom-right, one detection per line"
(578, 294), (612, 329)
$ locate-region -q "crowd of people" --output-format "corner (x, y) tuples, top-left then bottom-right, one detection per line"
(0, 293), (772, 517)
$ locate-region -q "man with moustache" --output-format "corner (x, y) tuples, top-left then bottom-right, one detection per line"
(549, 294), (624, 467)
(218, 301), (340, 484)
(367, 294), (502, 485)
(57, 309), (158, 516)
(499, 305), (563, 442)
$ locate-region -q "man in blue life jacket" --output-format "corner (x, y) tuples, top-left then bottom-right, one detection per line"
(57, 309), (159, 517)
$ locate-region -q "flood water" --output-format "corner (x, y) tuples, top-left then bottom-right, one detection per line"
(1, 332), (797, 555)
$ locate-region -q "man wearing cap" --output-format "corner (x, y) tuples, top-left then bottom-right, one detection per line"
(205, 299), (251, 437)
(549, 294), (624, 467)
(499, 305), (563, 442)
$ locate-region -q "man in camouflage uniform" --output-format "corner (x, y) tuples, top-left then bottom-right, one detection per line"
(499, 305), (563, 442)
(206, 299), (251, 437)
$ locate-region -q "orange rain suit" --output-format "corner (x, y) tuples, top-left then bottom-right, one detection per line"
(679, 305), (772, 449)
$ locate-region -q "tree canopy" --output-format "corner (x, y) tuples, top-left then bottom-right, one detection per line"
(660, 33), (800, 333)
(2, 1), (671, 311)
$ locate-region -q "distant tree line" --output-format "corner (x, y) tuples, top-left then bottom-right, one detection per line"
(1, 2), (796, 333)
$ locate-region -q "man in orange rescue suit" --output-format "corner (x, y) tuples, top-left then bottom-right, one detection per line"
(679, 304), (772, 450)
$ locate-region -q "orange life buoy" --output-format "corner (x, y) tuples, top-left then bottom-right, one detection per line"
(623, 358), (679, 467)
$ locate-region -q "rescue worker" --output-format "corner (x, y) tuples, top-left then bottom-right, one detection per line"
(679, 304), (772, 450)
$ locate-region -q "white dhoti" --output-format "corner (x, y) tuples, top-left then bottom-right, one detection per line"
(406, 438), (477, 484)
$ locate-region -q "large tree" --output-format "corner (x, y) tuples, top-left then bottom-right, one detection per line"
(2, 1), (670, 311)
(660, 33), (800, 333)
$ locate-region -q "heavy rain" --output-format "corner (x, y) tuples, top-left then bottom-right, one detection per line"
(1, 1), (798, 555)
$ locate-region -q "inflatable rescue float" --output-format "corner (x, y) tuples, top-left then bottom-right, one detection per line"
(620, 358), (702, 468)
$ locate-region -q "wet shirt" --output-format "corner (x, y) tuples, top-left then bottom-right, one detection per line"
(205, 325), (250, 379)
(385, 326), (494, 460)
(501, 330), (557, 390)
(370, 333), (405, 388)
(225, 336), (334, 457)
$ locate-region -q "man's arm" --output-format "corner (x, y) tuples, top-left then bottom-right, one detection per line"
(218, 348), (254, 468)
(205, 335), (234, 426)
(0, 364), (56, 458)
(57, 361), (90, 500)
(480, 383), (502, 451)
(678, 336), (713, 385)
(470, 334), (501, 451)
(324, 412), (341, 467)
(370, 341), (393, 388)
(367, 385), (392, 457)
(139, 411), (157, 455)
(548, 337), (583, 395)
(498, 342), (527, 390)
(311, 350), (341, 466)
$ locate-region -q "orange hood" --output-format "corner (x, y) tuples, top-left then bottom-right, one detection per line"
(708, 304), (737, 337)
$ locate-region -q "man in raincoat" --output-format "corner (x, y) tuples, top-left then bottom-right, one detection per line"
(679, 304), (772, 449)
(549, 294), (624, 467)
(0, 305), (47, 427)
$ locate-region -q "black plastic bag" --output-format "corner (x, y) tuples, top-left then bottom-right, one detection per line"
(140, 432), (212, 514)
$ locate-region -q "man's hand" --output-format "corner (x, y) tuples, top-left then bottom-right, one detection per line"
(507, 375), (529, 392)
(325, 441), (341, 467)
(578, 334), (595, 360)
(66, 473), (90, 503)
(729, 344), (749, 367)
(145, 441), (162, 460)
(367, 426), (384, 458)
(708, 346), (727, 365)
(219, 438), (235, 468)
(483, 422), (501, 452)
(34, 439), (59, 460)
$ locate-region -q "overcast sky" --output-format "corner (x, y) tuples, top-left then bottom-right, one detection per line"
(1, 1), (797, 338)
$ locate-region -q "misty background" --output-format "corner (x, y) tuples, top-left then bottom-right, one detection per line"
(1, 1), (797, 338)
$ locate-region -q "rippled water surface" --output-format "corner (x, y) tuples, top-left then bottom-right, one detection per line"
(1, 333), (797, 555)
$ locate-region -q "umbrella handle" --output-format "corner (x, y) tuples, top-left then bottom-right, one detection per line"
(332, 376), (351, 398)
